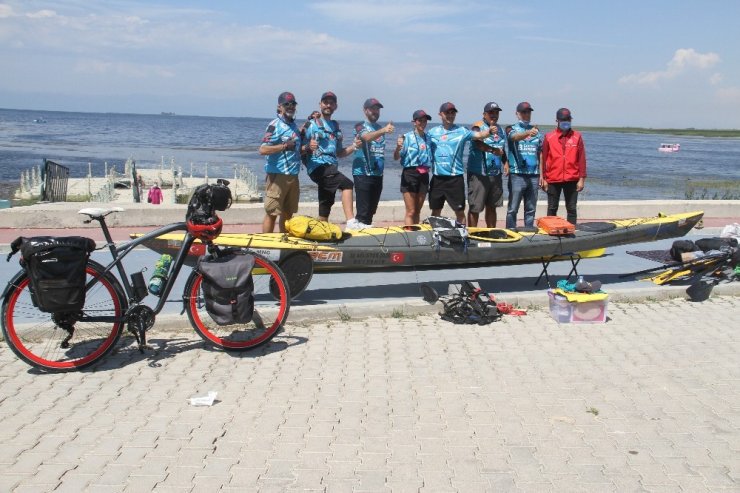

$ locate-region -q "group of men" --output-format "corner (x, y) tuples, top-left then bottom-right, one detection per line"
(259, 91), (587, 233)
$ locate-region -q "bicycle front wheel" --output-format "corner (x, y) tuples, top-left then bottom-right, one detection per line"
(184, 252), (290, 350)
(1, 260), (127, 372)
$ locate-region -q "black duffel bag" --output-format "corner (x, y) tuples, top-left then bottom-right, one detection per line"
(197, 250), (255, 326)
(10, 236), (96, 313)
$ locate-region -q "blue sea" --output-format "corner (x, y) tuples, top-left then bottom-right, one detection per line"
(1, 107), (739, 202)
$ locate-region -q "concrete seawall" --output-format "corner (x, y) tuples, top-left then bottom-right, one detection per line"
(1, 199), (738, 229)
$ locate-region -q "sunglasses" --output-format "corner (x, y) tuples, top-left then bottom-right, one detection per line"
(282, 102), (297, 107)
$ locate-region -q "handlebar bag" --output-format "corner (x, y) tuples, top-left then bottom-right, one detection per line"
(197, 250), (255, 326)
(11, 236), (96, 313)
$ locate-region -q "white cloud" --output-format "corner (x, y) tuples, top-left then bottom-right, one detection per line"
(26, 9), (56, 19)
(75, 59), (174, 78)
(619, 48), (720, 86)
(0, 4), (14, 18)
(710, 73), (723, 85)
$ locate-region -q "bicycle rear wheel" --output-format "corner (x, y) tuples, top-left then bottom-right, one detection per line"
(184, 252), (290, 350)
(1, 260), (127, 372)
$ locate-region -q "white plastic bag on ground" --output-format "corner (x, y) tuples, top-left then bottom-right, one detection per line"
(189, 391), (217, 406)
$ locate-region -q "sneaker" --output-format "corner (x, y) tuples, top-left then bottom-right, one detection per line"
(356, 221), (372, 229)
(344, 218), (360, 231)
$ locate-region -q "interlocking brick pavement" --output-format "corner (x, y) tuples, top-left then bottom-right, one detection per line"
(0, 296), (738, 492)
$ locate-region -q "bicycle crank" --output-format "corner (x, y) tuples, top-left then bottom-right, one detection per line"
(127, 305), (155, 352)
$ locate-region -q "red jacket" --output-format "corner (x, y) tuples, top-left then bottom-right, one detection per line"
(542, 129), (586, 183)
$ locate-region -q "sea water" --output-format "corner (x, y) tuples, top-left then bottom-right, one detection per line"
(1, 108), (739, 202)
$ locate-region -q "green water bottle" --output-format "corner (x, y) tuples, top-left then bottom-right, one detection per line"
(148, 254), (172, 296)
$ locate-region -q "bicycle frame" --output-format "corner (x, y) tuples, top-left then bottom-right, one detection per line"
(85, 215), (197, 321)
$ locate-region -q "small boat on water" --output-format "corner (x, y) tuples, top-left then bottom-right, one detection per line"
(133, 211), (703, 296)
(658, 143), (680, 153)
(32, 117), (47, 124)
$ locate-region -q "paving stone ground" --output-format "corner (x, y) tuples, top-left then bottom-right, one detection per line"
(0, 296), (739, 492)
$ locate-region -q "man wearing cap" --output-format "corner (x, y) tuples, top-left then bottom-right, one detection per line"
(303, 91), (360, 226)
(259, 91), (302, 233)
(428, 102), (492, 224)
(394, 109), (434, 225)
(467, 102), (507, 227)
(506, 101), (544, 228)
(541, 107), (587, 224)
(352, 98), (395, 227)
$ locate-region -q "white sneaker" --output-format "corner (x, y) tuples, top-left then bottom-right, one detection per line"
(356, 221), (372, 229)
(344, 218), (360, 231)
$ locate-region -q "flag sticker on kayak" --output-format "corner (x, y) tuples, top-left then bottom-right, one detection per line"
(390, 252), (405, 263)
(309, 251), (343, 263)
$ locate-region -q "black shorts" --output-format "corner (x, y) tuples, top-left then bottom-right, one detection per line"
(467, 173), (504, 213)
(400, 167), (430, 194)
(309, 164), (354, 217)
(429, 175), (465, 211)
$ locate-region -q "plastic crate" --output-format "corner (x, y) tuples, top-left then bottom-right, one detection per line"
(548, 290), (608, 324)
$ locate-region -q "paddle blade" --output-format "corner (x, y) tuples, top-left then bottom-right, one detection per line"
(420, 283), (439, 304)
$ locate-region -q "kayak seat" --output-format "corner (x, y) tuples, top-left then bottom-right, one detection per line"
(468, 229), (511, 240)
(576, 222), (617, 233)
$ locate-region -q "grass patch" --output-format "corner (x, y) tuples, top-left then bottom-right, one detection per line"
(587, 407), (600, 416)
(337, 306), (351, 322)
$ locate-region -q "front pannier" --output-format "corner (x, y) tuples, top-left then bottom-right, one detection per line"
(11, 236), (96, 313)
(197, 250), (255, 326)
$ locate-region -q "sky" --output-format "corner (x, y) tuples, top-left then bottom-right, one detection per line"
(1, 1), (739, 129)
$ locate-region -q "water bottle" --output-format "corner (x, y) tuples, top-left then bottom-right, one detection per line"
(148, 254), (172, 296)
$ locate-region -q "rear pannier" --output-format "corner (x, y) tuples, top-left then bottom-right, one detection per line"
(11, 236), (96, 313)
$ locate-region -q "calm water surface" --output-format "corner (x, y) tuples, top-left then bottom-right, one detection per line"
(1, 108), (739, 202)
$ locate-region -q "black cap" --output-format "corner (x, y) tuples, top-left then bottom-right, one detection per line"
(363, 98), (383, 109)
(277, 91), (297, 105)
(516, 101), (534, 112)
(439, 102), (458, 113)
(483, 102), (502, 112)
(320, 91), (337, 102)
(412, 110), (432, 121)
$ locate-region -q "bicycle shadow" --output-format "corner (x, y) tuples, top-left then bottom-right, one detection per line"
(26, 331), (308, 374)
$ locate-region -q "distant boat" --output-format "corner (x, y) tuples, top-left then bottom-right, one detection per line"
(658, 143), (680, 153)
(32, 117), (47, 123)
(160, 112), (176, 116)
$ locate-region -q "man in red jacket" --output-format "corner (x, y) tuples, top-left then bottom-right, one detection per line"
(540, 107), (587, 224)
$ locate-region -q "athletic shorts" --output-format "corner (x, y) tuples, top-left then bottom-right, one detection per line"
(429, 175), (465, 212)
(308, 164), (354, 217)
(264, 173), (299, 216)
(400, 167), (430, 194)
(467, 173), (504, 213)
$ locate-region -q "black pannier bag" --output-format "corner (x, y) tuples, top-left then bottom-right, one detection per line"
(197, 250), (255, 326)
(11, 236), (96, 313)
